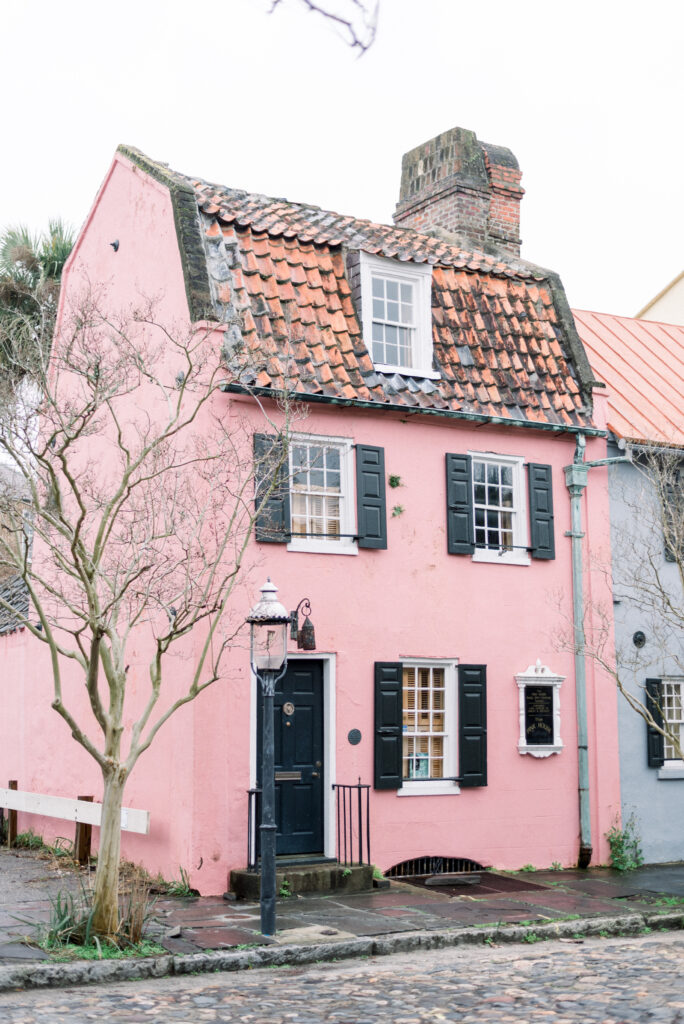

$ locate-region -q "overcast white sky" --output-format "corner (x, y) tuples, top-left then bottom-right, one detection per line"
(2, 0), (682, 317)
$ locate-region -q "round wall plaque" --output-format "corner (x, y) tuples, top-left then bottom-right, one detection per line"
(347, 728), (362, 745)
(283, 702), (295, 716)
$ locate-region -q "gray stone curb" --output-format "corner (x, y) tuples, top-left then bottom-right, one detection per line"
(0, 911), (681, 993)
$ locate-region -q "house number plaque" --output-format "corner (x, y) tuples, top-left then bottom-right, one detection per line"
(283, 702), (295, 717)
(524, 685), (554, 745)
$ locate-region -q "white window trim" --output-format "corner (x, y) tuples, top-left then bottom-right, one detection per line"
(359, 252), (437, 380)
(515, 659), (564, 757)
(286, 433), (358, 556)
(469, 452), (530, 567)
(397, 659), (460, 796)
(659, 677), (683, 774)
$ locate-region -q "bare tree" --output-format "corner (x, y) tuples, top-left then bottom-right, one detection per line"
(0, 293), (296, 937)
(561, 447), (683, 761)
(269, 0), (378, 53)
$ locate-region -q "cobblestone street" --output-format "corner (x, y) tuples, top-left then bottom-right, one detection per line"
(0, 933), (682, 1023)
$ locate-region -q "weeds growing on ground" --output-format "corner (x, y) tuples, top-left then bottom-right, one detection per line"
(155, 866), (197, 897)
(605, 814), (644, 871)
(23, 866), (158, 956)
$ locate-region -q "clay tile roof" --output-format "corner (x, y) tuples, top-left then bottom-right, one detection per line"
(573, 309), (684, 447)
(117, 146), (595, 430)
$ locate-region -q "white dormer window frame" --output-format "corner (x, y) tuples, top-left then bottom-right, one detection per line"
(359, 252), (437, 379)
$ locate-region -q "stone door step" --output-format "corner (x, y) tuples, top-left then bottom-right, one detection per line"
(230, 862), (373, 900)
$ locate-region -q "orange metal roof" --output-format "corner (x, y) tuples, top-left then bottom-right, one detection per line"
(573, 309), (684, 446)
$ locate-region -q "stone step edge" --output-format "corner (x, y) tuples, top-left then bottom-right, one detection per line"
(0, 909), (681, 993)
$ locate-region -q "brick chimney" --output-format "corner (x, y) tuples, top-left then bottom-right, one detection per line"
(393, 127), (524, 257)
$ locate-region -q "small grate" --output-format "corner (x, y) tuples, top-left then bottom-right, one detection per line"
(386, 855), (484, 878)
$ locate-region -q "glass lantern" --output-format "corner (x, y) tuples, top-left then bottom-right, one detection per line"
(247, 579), (290, 673)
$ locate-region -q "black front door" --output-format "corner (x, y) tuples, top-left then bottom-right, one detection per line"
(257, 660), (324, 855)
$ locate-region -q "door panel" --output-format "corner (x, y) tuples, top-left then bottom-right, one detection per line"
(257, 660), (324, 855)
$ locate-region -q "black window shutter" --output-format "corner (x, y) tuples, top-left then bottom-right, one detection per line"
(446, 453), (474, 554)
(645, 678), (665, 768)
(253, 433), (290, 543)
(459, 664), (487, 787)
(356, 445), (387, 549)
(527, 463), (555, 560)
(374, 662), (403, 789)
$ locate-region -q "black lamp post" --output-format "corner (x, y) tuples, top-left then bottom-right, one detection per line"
(247, 579), (290, 937)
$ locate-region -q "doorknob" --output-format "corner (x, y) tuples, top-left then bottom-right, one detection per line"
(311, 771), (319, 778)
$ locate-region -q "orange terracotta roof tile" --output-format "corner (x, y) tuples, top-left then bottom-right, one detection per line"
(118, 147), (595, 428)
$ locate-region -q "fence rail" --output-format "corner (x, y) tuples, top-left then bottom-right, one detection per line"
(246, 779), (371, 870)
(332, 779), (370, 867)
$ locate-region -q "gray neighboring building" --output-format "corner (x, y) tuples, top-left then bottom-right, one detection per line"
(575, 309), (684, 864)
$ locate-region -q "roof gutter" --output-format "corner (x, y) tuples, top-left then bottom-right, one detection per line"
(220, 382), (607, 438)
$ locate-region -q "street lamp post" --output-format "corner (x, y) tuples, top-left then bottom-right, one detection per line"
(247, 579), (290, 937)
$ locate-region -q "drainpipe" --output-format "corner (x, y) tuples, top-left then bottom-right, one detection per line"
(564, 435), (632, 869)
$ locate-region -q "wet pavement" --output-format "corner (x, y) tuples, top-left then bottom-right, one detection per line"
(0, 932), (682, 1023)
(1, 848), (683, 968)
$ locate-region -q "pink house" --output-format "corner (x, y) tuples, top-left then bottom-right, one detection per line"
(0, 126), (621, 894)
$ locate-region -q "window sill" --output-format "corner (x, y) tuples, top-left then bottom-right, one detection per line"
(397, 781), (460, 796)
(473, 549), (530, 567)
(518, 744), (563, 758)
(657, 766), (684, 780)
(287, 539), (358, 556)
(374, 363), (441, 381)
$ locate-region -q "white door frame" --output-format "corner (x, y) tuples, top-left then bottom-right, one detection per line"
(249, 652), (337, 859)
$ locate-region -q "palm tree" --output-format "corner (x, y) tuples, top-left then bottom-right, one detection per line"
(0, 219), (74, 373)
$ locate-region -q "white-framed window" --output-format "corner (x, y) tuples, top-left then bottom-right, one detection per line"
(662, 680), (683, 764)
(359, 252), (436, 379)
(287, 434), (357, 556)
(515, 660), (564, 757)
(399, 660), (458, 796)
(470, 452), (530, 566)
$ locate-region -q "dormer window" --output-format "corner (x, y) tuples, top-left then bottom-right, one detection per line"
(359, 253), (436, 379)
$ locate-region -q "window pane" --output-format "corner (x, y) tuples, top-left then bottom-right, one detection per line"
(474, 462), (485, 482)
(289, 440), (346, 542)
(487, 463), (498, 485)
(402, 665), (449, 780)
(372, 277), (384, 297)
(501, 487), (513, 508)
(387, 300), (400, 322)
(373, 298), (385, 319)
(386, 280), (399, 301)
(487, 485), (500, 505)
(474, 484), (486, 504)
(501, 465), (513, 486)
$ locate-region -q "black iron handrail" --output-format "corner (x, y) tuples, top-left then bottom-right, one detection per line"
(332, 778), (371, 867)
(247, 779), (371, 870)
(247, 787), (261, 872)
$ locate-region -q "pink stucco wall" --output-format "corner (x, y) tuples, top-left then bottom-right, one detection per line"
(0, 153), (621, 894)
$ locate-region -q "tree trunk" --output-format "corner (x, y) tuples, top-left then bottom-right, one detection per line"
(91, 766), (126, 938)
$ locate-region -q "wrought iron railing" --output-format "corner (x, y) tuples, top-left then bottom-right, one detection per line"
(246, 779), (371, 870)
(247, 787), (261, 872)
(332, 779), (370, 866)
